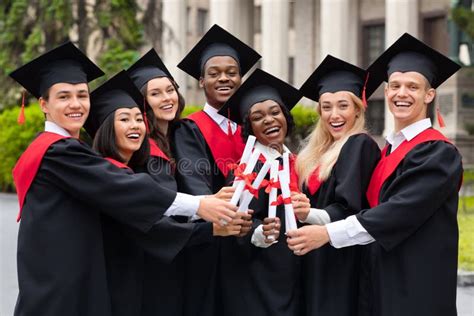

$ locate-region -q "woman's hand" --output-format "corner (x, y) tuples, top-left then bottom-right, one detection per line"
(291, 192), (311, 221)
(286, 225), (330, 255)
(262, 217), (281, 243)
(237, 210), (254, 237)
(197, 197), (237, 227)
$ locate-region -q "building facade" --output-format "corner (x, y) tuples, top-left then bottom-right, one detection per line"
(160, 0), (474, 162)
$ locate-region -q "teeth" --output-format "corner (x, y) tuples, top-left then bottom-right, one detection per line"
(67, 113), (82, 118)
(265, 127), (280, 135)
(127, 133), (140, 139)
(217, 87), (231, 91)
(395, 101), (411, 107)
(330, 122), (345, 128)
(160, 104), (173, 110)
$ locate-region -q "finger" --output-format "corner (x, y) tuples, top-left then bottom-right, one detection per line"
(263, 217), (276, 224)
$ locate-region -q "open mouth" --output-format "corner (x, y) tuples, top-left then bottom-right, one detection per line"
(394, 101), (412, 107)
(126, 133), (141, 140)
(264, 126), (281, 137)
(216, 86), (232, 92)
(66, 113), (83, 119)
(159, 104), (174, 111)
(330, 122), (346, 129)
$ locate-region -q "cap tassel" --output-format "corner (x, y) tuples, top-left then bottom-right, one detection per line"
(437, 107), (446, 128)
(17, 91), (26, 125)
(143, 97), (150, 133)
(361, 72), (370, 109)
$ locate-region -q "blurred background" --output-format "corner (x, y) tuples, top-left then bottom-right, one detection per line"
(0, 0), (473, 315)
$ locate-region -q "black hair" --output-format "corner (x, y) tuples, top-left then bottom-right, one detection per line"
(93, 110), (150, 169)
(241, 102), (295, 143)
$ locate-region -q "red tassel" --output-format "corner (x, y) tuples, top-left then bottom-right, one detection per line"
(17, 91), (26, 125)
(437, 107), (446, 128)
(361, 72), (370, 109)
(143, 97), (150, 133)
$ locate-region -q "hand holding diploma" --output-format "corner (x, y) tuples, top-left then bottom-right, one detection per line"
(286, 225), (330, 255)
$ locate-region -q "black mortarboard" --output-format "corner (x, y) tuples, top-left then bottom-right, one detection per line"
(300, 55), (371, 104)
(366, 33), (461, 94)
(85, 71), (144, 138)
(218, 69), (302, 125)
(9, 42), (104, 99)
(126, 48), (175, 90)
(178, 24), (261, 80)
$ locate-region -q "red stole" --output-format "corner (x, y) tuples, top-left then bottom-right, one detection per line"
(366, 128), (449, 208)
(307, 167), (322, 196)
(104, 157), (131, 170)
(149, 139), (170, 161)
(187, 111), (245, 177)
(12, 132), (69, 222)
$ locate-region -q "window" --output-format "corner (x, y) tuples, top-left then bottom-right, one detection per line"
(197, 9), (208, 35)
(288, 57), (294, 85)
(362, 23), (385, 68)
(365, 99), (385, 136)
(423, 15), (449, 55)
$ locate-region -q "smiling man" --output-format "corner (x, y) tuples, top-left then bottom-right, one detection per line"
(287, 33), (463, 316)
(173, 24), (261, 316)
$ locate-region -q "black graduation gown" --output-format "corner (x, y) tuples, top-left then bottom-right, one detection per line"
(172, 119), (226, 316)
(219, 159), (302, 316)
(14, 138), (176, 316)
(301, 133), (380, 316)
(356, 140), (463, 316)
(139, 155), (213, 316)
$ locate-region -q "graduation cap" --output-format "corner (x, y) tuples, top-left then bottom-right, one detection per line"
(126, 48), (175, 90)
(9, 41), (104, 124)
(178, 24), (261, 80)
(299, 55), (371, 106)
(10, 42), (104, 99)
(85, 71), (144, 138)
(366, 32), (461, 93)
(218, 69), (302, 125)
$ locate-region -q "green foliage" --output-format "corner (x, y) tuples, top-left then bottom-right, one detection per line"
(459, 213), (474, 271)
(451, 6), (474, 40)
(0, 104), (44, 191)
(181, 105), (203, 118)
(290, 104), (319, 139)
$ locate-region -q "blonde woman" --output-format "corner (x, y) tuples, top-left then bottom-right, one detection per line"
(286, 55), (380, 316)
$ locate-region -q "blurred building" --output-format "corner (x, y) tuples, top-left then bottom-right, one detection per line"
(160, 0), (474, 162)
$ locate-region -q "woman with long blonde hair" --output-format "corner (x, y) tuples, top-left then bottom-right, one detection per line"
(286, 55), (380, 316)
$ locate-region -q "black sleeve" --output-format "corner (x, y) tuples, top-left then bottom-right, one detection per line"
(325, 134), (381, 221)
(172, 120), (214, 195)
(357, 141), (463, 251)
(42, 139), (177, 233)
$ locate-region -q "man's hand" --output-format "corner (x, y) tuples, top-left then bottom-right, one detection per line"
(286, 225), (330, 255)
(197, 197), (237, 227)
(291, 192), (311, 221)
(213, 186), (235, 202)
(237, 210), (254, 237)
(262, 217), (281, 243)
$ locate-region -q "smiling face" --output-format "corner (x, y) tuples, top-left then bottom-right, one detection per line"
(199, 56), (242, 109)
(319, 91), (360, 141)
(146, 77), (179, 132)
(249, 100), (288, 151)
(114, 107), (146, 163)
(385, 71), (435, 131)
(40, 82), (90, 138)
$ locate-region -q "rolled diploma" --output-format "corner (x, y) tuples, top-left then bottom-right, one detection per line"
(230, 148), (261, 206)
(232, 135), (256, 188)
(278, 170), (298, 232)
(268, 160), (280, 218)
(237, 160), (272, 212)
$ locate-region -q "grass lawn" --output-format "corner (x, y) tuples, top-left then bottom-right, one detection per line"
(458, 212), (474, 271)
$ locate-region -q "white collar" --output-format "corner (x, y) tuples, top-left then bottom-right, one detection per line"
(203, 103), (226, 125)
(254, 141), (291, 161)
(44, 121), (72, 137)
(386, 118), (431, 145)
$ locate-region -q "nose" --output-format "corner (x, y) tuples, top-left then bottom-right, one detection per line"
(69, 95), (81, 109)
(397, 85), (408, 97)
(330, 107), (341, 119)
(162, 91), (171, 102)
(217, 72), (229, 82)
(263, 114), (275, 124)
